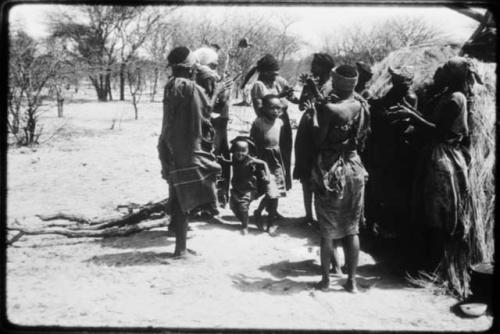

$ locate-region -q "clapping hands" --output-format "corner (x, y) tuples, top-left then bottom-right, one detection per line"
(299, 73), (316, 87)
(386, 100), (418, 121)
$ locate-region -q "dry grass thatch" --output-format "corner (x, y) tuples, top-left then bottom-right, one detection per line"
(367, 44), (496, 296)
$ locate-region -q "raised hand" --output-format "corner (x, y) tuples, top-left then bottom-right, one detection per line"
(303, 100), (315, 111)
(299, 73), (310, 85)
(386, 104), (415, 121)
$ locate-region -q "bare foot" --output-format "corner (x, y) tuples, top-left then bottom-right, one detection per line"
(330, 267), (343, 277)
(314, 278), (330, 291)
(343, 279), (358, 293)
(186, 248), (199, 256)
(253, 210), (264, 231)
(173, 248), (199, 259)
(299, 216), (313, 227)
(267, 225), (278, 236)
(241, 228), (248, 235)
(173, 249), (187, 258)
(273, 212), (285, 220)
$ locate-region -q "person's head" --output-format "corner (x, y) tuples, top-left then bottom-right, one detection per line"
(257, 54), (280, 82)
(193, 47), (219, 71)
(195, 64), (220, 97)
(355, 62), (373, 93)
(388, 66), (414, 90)
(311, 53), (335, 78)
(262, 94), (282, 120)
(168, 46), (197, 79)
(331, 64), (358, 99)
(230, 136), (255, 161)
(232, 140), (250, 161)
(433, 57), (482, 95)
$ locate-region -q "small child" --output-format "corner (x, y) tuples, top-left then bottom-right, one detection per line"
(224, 136), (271, 235)
(250, 94), (288, 235)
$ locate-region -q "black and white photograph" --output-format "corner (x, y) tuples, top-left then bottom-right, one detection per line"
(3, 0), (496, 331)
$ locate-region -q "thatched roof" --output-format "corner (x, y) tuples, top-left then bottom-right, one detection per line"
(368, 44), (496, 297)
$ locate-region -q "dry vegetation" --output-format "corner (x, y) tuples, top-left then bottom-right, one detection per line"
(368, 45), (496, 296)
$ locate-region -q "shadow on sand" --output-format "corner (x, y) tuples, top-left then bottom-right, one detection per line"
(85, 250), (175, 266)
(231, 273), (312, 295)
(95, 230), (174, 249)
(259, 259), (320, 278)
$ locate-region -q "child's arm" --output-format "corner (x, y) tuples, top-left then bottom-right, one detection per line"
(217, 155), (232, 164)
(251, 158), (271, 183)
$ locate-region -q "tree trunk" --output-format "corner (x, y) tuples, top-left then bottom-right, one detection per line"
(57, 99), (64, 118)
(90, 75), (108, 102)
(25, 108), (36, 145)
(150, 67), (159, 102)
(133, 95), (138, 120)
(106, 71), (113, 101)
(120, 62), (125, 101)
(12, 109), (20, 134)
(56, 89), (64, 118)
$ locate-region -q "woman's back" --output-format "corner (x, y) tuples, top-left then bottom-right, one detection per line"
(319, 97), (362, 151)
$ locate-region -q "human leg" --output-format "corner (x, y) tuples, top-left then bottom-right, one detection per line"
(240, 211), (249, 235)
(330, 239), (343, 275)
(266, 198), (278, 234)
(301, 181), (314, 224)
(342, 234), (360, 292)
(316, 237), (334, 290)
(170, 193), (189, 257)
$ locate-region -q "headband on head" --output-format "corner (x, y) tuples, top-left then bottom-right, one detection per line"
(168, 46), (197, 69)
(388, 66), (415, 83)
(241, 54), (280, 89)
(312, 53), (335, 71)
(331, 65), (358, 95)
(257, 54), (280, 72)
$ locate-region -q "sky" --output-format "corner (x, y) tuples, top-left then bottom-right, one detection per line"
(9, 4), (482, 55)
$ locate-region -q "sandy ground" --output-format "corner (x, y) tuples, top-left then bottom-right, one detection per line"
(6, 97), (493, 331)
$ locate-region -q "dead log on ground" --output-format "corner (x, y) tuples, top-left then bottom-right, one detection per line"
(8, 198), (170, 244)
(9, 220), (168, 239)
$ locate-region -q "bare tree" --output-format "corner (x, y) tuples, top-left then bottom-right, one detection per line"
(322, 16), (444, 65)
(126, 59), (145, 120)
(8, 31), (61, 145)
(145, 22), (172, 102)
(116, 7), (162, 101)
(275, 14), (302, 66)
(45, 38), (81, 117)
(49, 6), (138, 101)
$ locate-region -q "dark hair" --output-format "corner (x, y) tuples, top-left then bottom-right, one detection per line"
(167, 46), (190, 65)
(241, 54), (280, 89)
(262, 94), (281, 108)
(335, 64), (358, 78)
(312, 53), (335, 71)
(230, 136), (256, 154)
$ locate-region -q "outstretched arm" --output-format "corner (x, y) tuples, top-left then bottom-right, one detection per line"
(304, 100), (329, 148)
(388, 101), (436, 132)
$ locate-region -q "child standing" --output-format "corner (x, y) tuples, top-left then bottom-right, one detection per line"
(250, 94), (288, 235)
(226, 137), (271, 235)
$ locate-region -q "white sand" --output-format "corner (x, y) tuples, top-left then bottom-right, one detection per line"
(6, 98), (493, 330)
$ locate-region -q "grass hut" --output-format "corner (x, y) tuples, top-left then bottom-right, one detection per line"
(367, 44), (496, 298)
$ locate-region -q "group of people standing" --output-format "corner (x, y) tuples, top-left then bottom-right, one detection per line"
(158, 44), (481, 294)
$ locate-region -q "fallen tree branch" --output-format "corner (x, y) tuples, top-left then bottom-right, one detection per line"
(36, 198), (169, 230)
(36, 213), (92, 224)
(8, 220), (168, 239)
(7, 231), (25, 245)
(8, 199), (171, 245)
